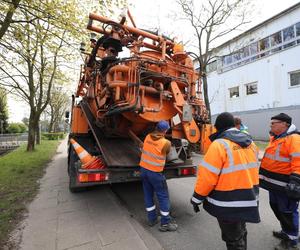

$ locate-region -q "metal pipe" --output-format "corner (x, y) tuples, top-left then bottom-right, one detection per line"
(115, 86), (120, 101)
(87, 25), (110, 35)
(108, 81), (127, 88)
(127, 9), (136, 28)
(161, 39), (166, 60)
(128, 129), (143, 148)
(109, 65), (130, 74)
(89, 13), (174, 46)
(100, 87), (107, 98)
(141, 83), (163, 113)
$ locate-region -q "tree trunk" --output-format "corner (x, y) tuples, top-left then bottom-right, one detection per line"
(48, 111), (54, 132)
(27, 111), (37, 151)
(54, 119), (58, 132)
(202, 74), (211, 122)
(35, 120), (41, 144)
(48, 120), (54, 133)
(0, 0), (21, 40)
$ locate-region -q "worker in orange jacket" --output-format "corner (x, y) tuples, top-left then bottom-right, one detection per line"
(260, 113), (300, 250)
(139, 120), (178, 232)
(191, 112), (260, 250)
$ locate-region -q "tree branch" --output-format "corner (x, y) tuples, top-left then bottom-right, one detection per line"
(0, 0), (21, 40)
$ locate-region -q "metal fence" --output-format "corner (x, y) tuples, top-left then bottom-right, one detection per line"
(0, 133), (28, 143)
(0, 133), (28, 154)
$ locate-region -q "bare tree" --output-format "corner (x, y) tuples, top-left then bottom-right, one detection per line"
(47, 88), (70, 133)
(177, 0), (252, 121)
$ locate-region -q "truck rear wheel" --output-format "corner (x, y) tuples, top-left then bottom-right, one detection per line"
(68, 147), (85, 193)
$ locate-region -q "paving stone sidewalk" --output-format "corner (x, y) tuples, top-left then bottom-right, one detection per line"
(14, 138), (162, 250)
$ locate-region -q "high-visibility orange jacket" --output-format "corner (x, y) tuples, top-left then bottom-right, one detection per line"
(139, 132), (171, 172)
(260, 125), (300, 193)
(192, 129), (260, 223)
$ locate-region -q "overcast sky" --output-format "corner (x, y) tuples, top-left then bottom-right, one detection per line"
(129, 0), (299, 47)
(8, 0), (299, 122)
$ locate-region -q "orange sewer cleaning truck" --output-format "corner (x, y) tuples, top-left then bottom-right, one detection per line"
(66, 10), (214, 192)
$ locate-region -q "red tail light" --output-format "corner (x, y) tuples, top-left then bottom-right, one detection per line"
(78, 173), (109, 182)
(180, 167), (196, 176)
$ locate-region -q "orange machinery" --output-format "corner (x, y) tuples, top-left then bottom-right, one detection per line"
(67, 10), (213, 192)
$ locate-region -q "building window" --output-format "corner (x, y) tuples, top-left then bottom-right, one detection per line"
(207, 60), (217, 72)
(232, 52), (241, 63)
(220, 22), (300, 72)
(241, 46), (250, 63)
(245, 82), (258, 95)
(290, 71), (300, 87)
(223, 54), (232, 65)
(229, 86), (239, 98)
(283, 25), (295, 48)
(270, 31), (282, 52)
(249, 42), (258, 55)
(259, 37), (270, 57)
(296, 22), (300, 44)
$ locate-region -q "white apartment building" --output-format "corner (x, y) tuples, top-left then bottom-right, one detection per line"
(201, 3), (300, 140)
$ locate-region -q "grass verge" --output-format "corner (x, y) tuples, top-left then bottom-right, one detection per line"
(0, 140), (61, 247)
(254, 141), (269, 151)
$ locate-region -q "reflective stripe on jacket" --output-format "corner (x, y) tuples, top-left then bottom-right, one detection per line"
(260, 133), (300, 192)
(193, 138), (260, 223)
(139, 134), (168, 172)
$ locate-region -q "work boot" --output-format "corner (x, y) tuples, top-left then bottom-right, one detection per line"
(148, 218), (159, 227)
(273, 231), (300, 241)
(273, 231), (289, 240)
(274, 240), (299, 250)
(159, 222), (178, 232)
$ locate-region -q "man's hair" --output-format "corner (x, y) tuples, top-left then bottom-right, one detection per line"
(234, 117), (242, 126)
(271, 113), (292, 125)
(214, 112), (235, 131)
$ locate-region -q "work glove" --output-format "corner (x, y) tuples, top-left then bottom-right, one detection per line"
(190, 197), (202, 213)
(193, 204), (200, 213)
(286, 173), (300, 200)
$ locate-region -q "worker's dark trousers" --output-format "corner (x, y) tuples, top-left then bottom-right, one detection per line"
(140, 167), (170, 225)
(217, 219), (247, 250)
(269, 191), (299, 245)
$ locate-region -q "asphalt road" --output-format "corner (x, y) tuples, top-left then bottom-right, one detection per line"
(110, 154), (282, 250)
(14, 142), (283, 250)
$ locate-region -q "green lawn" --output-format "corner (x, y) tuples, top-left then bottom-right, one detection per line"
(0, 140), (61, 246)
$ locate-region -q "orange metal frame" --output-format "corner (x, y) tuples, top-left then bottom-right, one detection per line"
(72, 11), (211, 150)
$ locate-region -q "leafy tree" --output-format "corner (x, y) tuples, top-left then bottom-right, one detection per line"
(0, 87), (9, 133)
(22, 116), (29, 127)
(0, 0), (127, 150)
(18, 122), (27, 132)
(0, 0), (22, 40)
(176, 0), (252, 121)
(7, 122), (26, 133)
(0, 0), (84, 150)
(7, 123), (20, 133)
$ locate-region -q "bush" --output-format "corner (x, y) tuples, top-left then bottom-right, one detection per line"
(7, 123), (27, 134)
(42, 132), (65, 140)
(18, 123), (27, 133)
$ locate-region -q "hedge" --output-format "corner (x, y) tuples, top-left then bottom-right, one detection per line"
(41, 132), (65, 140)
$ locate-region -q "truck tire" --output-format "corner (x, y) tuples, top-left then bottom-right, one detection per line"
(68, 147), (85, 193)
